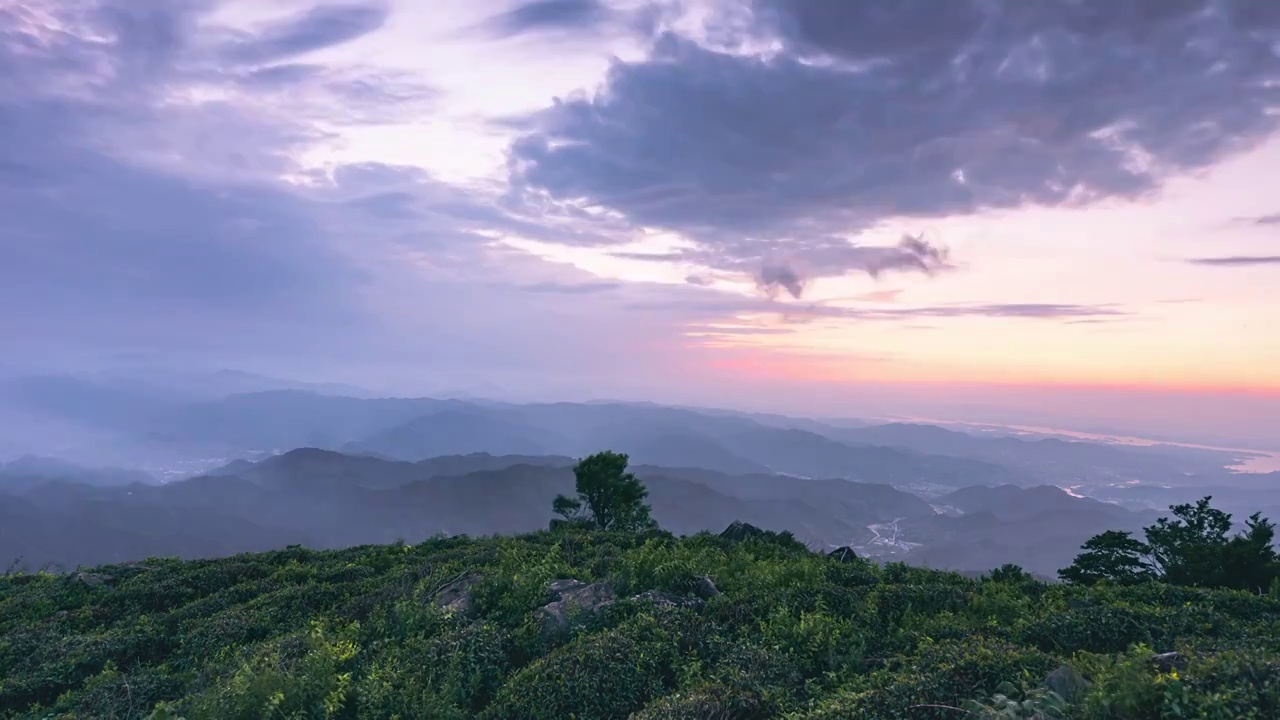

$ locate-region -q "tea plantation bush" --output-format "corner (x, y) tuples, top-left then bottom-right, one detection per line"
(2, 529), (1278, 719)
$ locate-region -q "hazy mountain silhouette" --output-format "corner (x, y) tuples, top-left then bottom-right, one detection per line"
(0, 456), (155, 492)
(829, 422), (1237, 486)
(1, 449), (1159, 576)
(343, 408), (568, 460)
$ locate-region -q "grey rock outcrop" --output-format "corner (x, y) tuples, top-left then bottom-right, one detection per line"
(1151, 651), (1188, 674)
(1041, 664), (1090, 704)
(74, 572), (113, 588)
(828, 546), (859, 563)
(433, 573), (480, 620)
(720, 521), (767, 542)
(631, 590), (705, 610)
(692, 576), (720, 599)
(535, 579), (616, 634)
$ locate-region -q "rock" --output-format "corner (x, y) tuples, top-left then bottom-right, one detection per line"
(828, 546), (859, 563)
(547, 578), (588, 595)
(720, 521), (767, 542)
(74, 572), (113, 588)
(433, 573), (480, 619)
(535, 579), (616, 634)
(1151, 652), (1188, 674)
(631, 590), (705, 610)
(692, 576), (720, 599)
(1041, 664), (1090, 704)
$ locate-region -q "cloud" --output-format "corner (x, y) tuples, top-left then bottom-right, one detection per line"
(0, 0), (764, 394)
(0, 2), (535, 372)
(628, 294), (1127, 324)
(506, 1), (1280, 283)
(520, 280), (622, 293)
(0, 0), (431, 183)
(1187, 256), (1280, 266)
(844, 303), (1128, 321)
(754, 234), (949, 298)
(686, 325), (794, 336)
(218, 2), (391, 65)
(757, 262), (805, 299)
(478, 0), (615, 38)
(852, 289), (905, 303)
(1248, 213), (1280, 226)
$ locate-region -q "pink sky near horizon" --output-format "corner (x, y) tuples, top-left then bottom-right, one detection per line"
(6, 0), (1276, 452)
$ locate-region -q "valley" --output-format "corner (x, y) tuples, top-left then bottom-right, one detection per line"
(4, 378), (1262, 579)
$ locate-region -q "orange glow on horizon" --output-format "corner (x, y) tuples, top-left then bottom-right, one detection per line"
(704, 347), (1280, 397)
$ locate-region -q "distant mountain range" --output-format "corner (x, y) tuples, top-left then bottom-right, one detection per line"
(340, 404), (1030, 491)
(1, 374), (1268, 578)
(0, 374), (1249, 487)
(0, 456), (155, 493)
(0, 448), (1163, 577)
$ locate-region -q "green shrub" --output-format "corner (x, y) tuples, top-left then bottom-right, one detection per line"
(2, 528), (1279, 719)
(481, 616), (677, 720)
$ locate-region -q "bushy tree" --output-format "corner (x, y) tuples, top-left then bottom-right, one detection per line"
(1060, 496), (1280, 591)
(552, 451), (656, 532)
(1057, 531), (1155, 586)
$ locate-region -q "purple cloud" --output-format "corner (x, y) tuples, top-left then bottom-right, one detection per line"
(477, 0), (614, 38)
(506, 0), (1280, 287)
(1187, 256), (1280, 267)
(218, 2), (390, 65)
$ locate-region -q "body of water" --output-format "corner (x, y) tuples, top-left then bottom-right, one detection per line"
(874, 416), (1280, 474)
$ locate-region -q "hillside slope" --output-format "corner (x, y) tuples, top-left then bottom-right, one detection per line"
(1, 529), (1276, 718)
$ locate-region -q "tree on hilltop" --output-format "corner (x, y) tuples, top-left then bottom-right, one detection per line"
(552, 451), (656, 532)
(1060, 496), (1279, 592)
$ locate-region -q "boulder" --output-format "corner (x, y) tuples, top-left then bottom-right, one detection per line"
(1151, 651), (1188, 674)
(535, 579), (616, 634)
(547, 578), (588, 595)
(720, 521), (767, 542)
(692, 575), (721, 599)
(828, 546), (859, 563)
(1041, 664), (1090, 704)
(433, 573), (480, 620)
(74, 572), (113, 588)
(631, 590), (705, 610)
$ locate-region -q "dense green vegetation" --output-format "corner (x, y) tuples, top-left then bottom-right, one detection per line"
(1060, 496), (1280, 593)
(3, 530), (1279, 718)
(3, 454), (1279, 719)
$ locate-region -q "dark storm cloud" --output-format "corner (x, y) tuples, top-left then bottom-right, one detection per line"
(479, 0), (614, 38)
(219, 2), (390, 65)
(1187, 256), (1280, 266)
(507, 0), (1280, 281)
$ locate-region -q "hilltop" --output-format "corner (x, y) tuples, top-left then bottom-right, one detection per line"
(2, 525), (1277, 719)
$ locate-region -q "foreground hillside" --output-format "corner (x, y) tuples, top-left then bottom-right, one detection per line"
(3, 527), (1277, 719)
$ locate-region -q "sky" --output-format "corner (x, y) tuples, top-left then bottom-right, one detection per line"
(1, 0), (1279, 449)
